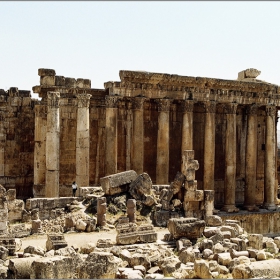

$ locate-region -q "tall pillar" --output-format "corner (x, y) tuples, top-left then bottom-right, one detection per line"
(181, 100), (194, 171)
(203, 101), (216, 191)
(125, 101), (132, 170)
(45, 92), (60, 198)
(244, 104), (258, 210)
(275, 115), (279, 205)
(264, 105), (277, 210)
(156, 98), (171, 184)
(131, 97), (146, 174)
(105, 95), (120, 176)
(222, 103), (238, 212)
(33, 105), (47, 197)
(76, 92), (91, 187)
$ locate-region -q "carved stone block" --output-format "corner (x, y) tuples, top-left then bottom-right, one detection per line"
(46, 234), (67, 251)
(167, 217), (206, 239)
(100, 170), (138, 195)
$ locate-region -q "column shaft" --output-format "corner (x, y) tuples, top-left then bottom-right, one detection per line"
(131, 97), (145, 174)
(203, 101), (216, 191)
(33, 105), (47, 197)
(76, 93), (91, 187)
(223, 103), (238, 212)
(181, 100), (194, 171)
(244, 105), (258, 210)
(264, 105), (276, 210)
(156, 99), (171, 184)
(45, 92), (60, 198)
(105, 96), (119, 176)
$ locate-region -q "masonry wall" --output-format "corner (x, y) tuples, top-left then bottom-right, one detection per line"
(0, 88), (36, 199)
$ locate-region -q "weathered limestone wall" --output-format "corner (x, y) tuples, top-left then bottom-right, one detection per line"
(0, 88), (36, 199)
(220, 211), (280, 236)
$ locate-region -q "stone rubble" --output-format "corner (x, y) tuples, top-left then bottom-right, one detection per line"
(2, 168), (280, 279)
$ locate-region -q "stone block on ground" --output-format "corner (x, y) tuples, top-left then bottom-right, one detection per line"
(0, 237), (16, 256)
(167, 217), (205, 239)
(194, 259), (213, 279)
(8, 257), (40, 279)
(232, 259), (280, 279)
(129, 173), (153, 200)
(30, 256), (75, 279)
(77, 251), (118, 279)
(101, 170), (138, 195)
(46, 234), (67, 251)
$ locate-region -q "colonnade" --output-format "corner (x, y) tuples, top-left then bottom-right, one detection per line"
(35, 92), (278, 210)
(103, 96), (278, 211)
(34, 91), (91, 198)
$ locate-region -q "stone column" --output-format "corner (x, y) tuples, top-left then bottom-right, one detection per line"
(0, 115), (5, 177)
(33, 105), (47, 197)
(203, 101), (216, 191)
(97, 197), (107, 227)
(76, 92), (91, 188)
(264, 105), (277, 210)
(125, 101), (132, 170)
(45, 92), (60, 198)
(127, 199), (136, 223)
(244, 104), (258, 211)
(131, 97), (146, 174)
(105, 95), (120, 176)
(181, 100), (194, 171)
(156, 98), (171, 184)
(222, 103), (238, 212)
(275, 116), (279, 205)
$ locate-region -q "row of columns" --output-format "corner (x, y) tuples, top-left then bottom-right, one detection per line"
(41, 92), (278, 208)
(104, 96), (278, 211)
(36, 91), (91, 198)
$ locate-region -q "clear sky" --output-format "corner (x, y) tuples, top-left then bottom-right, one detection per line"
(1, 1), (280, 94)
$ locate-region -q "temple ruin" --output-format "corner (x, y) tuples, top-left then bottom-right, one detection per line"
(0, 67), (279, 213)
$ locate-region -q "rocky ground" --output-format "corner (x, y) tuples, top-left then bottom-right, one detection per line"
(2, 199), (280, 279)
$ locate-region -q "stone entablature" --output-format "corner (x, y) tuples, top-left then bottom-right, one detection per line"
(105, 70), (280, 105)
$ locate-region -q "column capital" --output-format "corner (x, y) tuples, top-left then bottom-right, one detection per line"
(203, 101), (216, 114)
(47, 91), (60, 108)
(266, 105), (277, 116)
(246, 104), (258, 115)
(223, 103), (238, 114)
(180, 100), (194, 113)
(132, 97), (146, 110)
(157, 98), (172, 112)
(76, 93), (91, 108)
(105, 95), (121, 108)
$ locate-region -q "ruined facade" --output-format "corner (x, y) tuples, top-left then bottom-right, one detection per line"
(1, 68), (279, 212)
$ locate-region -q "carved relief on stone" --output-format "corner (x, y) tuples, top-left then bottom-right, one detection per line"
(203, 101), (216, 114)
(266, 105), (277, 116)
(76, 93), (91, 108)
(47, 92), (60, 108)
(180, 100), (194, 113)
(156, 98), (172, 112)
(246, 104), (258, 115)
(223, 103), (238, 115)
(105, 95), (120, 108)
(132, 97), (146, 110)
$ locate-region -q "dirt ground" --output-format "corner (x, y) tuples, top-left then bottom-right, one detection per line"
(19, 227), (170, 252)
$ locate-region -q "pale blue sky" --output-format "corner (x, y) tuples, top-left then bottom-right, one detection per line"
(1, 1), (280, 93)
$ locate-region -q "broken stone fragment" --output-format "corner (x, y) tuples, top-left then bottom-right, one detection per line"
(78, 251), (118, 278)
(129, 172), (153, 200)
(167, 217), (205, 239)
(101, 170), (138, 196)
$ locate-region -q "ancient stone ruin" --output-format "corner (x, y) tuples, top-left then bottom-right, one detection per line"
(0, 67), (279, 278)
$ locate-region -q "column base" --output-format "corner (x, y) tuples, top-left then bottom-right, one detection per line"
(243, 204), (259, 212)
(263, 203), (276, 210)
(221, 205), (239, 213)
